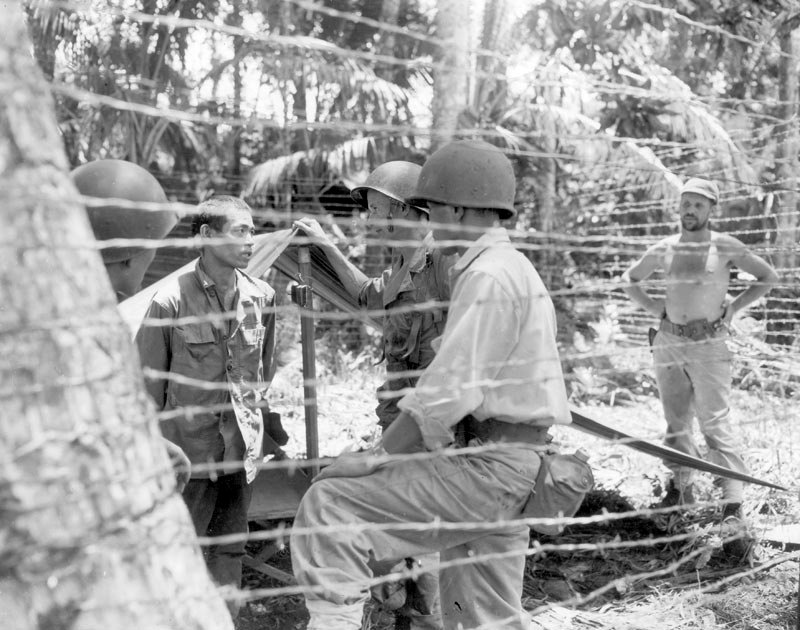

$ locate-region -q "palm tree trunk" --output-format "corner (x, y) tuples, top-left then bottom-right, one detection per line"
(378, 0), (400, 66)
(230, 0), (244, 180)
(775, 26), (800, 271)
(474, 0), (511, 114)
(538, 79), (559, 290)
(0, 6), (233, 629)
(431, 0), (470, 150)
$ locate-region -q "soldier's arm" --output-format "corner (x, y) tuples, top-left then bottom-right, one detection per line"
(380, 410), (423, 454)
(132, 299), (190, 488)
(134, 299), (172, 411)
(721, 235), (779, 319)
(293, 217), (369, 300)
(621, 244), (666, 318)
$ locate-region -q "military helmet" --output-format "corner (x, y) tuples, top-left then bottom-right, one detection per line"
(350, 161), (427, 215)
(408, 140), (517, 219)
(70, 159), (177, 263)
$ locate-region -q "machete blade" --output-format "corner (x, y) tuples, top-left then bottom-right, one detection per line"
(570, 410), (786, 491)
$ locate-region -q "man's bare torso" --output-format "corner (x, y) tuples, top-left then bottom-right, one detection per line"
(661, 233), (731, 323)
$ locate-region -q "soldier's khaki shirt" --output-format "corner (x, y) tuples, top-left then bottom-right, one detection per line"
(398, 228), (571, 450)
(358, 233), (454, 427)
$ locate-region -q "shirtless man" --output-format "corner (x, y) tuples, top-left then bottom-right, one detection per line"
(622, 178), (777, 519)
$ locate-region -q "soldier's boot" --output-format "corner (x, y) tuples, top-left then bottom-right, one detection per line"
(720, 501), (756, 563)
(395, 559), (443, 630)
(721, 502), (742, 520)
(658, 479), (695, 508)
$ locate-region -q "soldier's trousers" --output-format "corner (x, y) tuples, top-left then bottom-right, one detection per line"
(183, 470), (252, 617)
(653, 330), (748, 502)
(290, 443), (541, 630)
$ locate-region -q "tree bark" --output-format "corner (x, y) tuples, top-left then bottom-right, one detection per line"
(775, 27), (800, 270)
(474, 0), (511, 116)
(0, 6), (234, 629)
(378, 0), (401, 64)
(229, 0), (244, 180)
(431, 0), (470, 150)
(537, 67), (559, 290)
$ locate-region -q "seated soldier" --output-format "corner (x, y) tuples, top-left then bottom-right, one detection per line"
(294, 161), (455, 630)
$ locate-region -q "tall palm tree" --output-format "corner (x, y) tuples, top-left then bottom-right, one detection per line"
(2, 5), (233, 628)
(430, 0), (470, 149)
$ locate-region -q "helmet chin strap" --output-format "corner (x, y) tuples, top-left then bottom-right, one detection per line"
(387, 199), (404, 234)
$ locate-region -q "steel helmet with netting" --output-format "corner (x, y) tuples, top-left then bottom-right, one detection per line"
(408, 140), (517, 219)
(350, 161), (427, 215)
(70, 159), (177, 263)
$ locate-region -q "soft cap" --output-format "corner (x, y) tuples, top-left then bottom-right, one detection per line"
(680, 178), (719, 204)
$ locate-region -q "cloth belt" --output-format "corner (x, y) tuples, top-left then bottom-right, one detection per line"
(460, 416), (551, 446)
(659, 316), (723, 342)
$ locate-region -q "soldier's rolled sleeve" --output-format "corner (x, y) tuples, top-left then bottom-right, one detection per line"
(135, 300), (173, 411)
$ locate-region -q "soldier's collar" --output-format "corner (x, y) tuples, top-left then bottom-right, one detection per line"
(451, 227), (509, 279)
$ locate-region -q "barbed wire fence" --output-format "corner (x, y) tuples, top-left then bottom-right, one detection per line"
(11, 0), (800, 628)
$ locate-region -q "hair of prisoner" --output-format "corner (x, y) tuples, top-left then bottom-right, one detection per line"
(192, 195), (253, 235)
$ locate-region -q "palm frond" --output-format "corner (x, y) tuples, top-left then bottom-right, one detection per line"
(243, 136), (383, 204)
(642, 70), (760, 193)
(507, 101), (682, 202)
(24, 0), (76, 40)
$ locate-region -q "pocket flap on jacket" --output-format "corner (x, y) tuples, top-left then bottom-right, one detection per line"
(179, 323), (216, 344)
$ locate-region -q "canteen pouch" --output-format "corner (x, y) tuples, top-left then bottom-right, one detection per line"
(523, 449), (594, 535)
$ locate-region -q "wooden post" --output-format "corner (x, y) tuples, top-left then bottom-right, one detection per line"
(296, 247), (320, 476)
